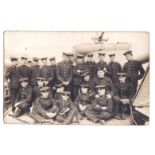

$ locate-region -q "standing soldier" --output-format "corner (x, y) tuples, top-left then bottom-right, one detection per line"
(92, 67), (115, 98)
(84, 53), (96, 78)
(31, 57), (40, 87)
(32, 86), (59, 121)
(18, 56), (31, 80)
(49, 57), (57, 95)
(107, 54), (122, 84)
(5, 57), (20, 111)
(56, 53), (73, 91)
(75, 84), (93, 120)
(123, 51), (145, 95)
(113, 73), (134, 119)
(56, 91), (78, 124)
(72, 54), (86, 101)
(39, 57), (51, 86)
(85, 84), (113, 125)
(96, 52), (107, 74)
(13, 77), (32, 117)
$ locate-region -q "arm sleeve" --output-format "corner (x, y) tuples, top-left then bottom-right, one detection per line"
(56, 65), (64, 83)
(137, 62), (145, 80)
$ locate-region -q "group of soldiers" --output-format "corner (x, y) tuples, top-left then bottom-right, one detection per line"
(5, 50), (145, 124)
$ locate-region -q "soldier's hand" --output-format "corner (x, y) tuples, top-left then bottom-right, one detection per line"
(77, 70), (81, 73)
(107, 94), (112, 99)
(102, 107), (107, 110)
(95, 94), (100, 98)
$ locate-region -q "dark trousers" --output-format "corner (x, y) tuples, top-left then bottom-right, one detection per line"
(71, 85), (80, 101)
(10, 88), (19, 111)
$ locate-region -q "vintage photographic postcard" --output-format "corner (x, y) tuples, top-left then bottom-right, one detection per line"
(3, 31), (149, 125)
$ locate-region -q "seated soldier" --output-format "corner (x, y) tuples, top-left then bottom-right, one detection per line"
(56, 91), (78, 125)
(75, 84), (93, 120)
(13, 78), (33, 117)
(32, 77), (45, 103)
(92, 66), (115, 98)
(85, 84), (113, 125)
(81, 71), (94, 93)
(33, 86), (59, 120)
(113, 73), (134, 120)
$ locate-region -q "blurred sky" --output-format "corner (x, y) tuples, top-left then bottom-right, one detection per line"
(4, 31), (149, 67)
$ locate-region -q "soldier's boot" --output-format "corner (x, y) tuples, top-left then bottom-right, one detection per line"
(98, 120), (105, 125)
(121, 105), (129, 120)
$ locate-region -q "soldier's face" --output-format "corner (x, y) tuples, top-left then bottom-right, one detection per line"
(21, 81), (28, 87)
(57, 87), (64, 92)
(50, 60), (56, 65)
(109, 56), (115, 62)
(33, 61), (38, 66)
(37, 80), (44, 87)
(84, 75), (90, 81)
(62, 94), (69, 101)
(81, 87), (88, 94)
(63, 55), (68, 62)
(98, 89), (105, 96)
(99, 56), (105, 61)
(97, 70), (105, 78)
(12, 60), (18, 66)
(21, 59), (27, 65)
(42, 60), (47, 65)
(42, 92), (49, 98)
(125, 54), (132, 61)
(87, 57), (93, 61)
(119, 77), (126, 83)
(77, 58), (83, 63)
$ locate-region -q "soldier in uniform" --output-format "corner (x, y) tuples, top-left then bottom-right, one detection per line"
(107, 54), (122, 84)
(13, 78), (32, 117)
(56, 91), (78, 124)
(113, 73), (134, 119)
(96, 52), (107, 74)
(54, 83), (65, 101)
(32, 86), (59, 121)
(30, 57), (40, 87)
(72, 54), (86, 101)
(92, 67), (115, 98)
(5, 57), (20, 111)
(85, 84), (113, 124)
(18, 56), (32, 80)
(56, 53), (73, 91)
(32, 77), (45, 103)
(39, 57), (51, 86)
(75, 84), (93, 120)
(84, 53), (96, 78)
(49, 57), (57, 95)
(123, 51), (145, 95)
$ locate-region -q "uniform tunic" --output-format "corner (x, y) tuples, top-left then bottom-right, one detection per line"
(72, 62), (86, 100)
(18, 65), (31, 80)
(107, 61), (122, 83)
(123, 60), (145, 94)
(30, 65), (40, 86)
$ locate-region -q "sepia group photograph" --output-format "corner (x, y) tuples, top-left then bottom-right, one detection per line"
(3, 31), (149, 125)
